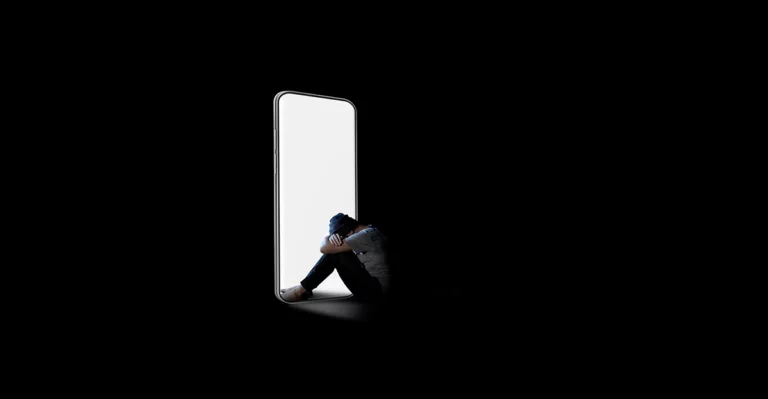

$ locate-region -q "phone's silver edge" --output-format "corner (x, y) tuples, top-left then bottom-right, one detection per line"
(273, 90), (357, 304)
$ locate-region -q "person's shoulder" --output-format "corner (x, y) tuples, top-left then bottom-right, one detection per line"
(363, 226), (388, 241)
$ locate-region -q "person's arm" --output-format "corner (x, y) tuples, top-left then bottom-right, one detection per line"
(320, 234), (354, 254)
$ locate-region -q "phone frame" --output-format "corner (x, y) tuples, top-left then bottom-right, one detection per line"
(273, 91), (357, 304)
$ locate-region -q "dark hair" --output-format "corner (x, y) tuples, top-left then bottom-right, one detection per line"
(329, 213), (359, 236)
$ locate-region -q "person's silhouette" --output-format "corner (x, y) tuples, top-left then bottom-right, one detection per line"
(280, 213), (391, 302)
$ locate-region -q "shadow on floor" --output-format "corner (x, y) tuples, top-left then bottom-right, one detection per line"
(287, 296), (391, 323)
(305, 291), (352, 301)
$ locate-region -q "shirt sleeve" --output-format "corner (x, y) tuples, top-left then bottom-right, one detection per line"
(345, 229), (377, 253)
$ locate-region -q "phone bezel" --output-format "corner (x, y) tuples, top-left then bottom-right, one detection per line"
(273, 91), (357, 304)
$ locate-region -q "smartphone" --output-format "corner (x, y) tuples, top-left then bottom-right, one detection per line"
(274, 91), (356, 303)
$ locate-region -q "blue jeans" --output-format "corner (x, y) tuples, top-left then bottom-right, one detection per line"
(300, 252), (384, 302)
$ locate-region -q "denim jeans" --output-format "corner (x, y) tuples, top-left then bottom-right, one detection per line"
(300, 252), (384, 302)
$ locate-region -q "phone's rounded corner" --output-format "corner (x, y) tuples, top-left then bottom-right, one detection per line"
(274, 90), (292, 101)
(274, 288), (293, 305)
(338, 98), (357, 115)
(274, 91), (299, 106)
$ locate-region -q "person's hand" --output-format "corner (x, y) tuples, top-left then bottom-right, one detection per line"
(329, 233), (344, 246)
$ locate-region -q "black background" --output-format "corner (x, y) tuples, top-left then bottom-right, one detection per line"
(8, 13), (721, 377)
(42, 59), (647, 355)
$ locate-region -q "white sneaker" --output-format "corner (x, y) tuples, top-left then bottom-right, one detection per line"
(280, 285), (312, 302)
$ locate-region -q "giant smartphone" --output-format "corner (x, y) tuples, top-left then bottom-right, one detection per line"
(274, 91), (356, 302)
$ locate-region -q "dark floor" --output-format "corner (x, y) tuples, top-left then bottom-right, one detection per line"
(285, 296), (391, 322)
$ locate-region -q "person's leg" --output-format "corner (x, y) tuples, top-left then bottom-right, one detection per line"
(333, 252), (384, 302)
(298, 252), (383, 300)
(280, 255), (339, 301)
(299, 254), (338, 292)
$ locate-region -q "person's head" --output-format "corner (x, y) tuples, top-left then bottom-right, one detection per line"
(329, 213), (362, 237)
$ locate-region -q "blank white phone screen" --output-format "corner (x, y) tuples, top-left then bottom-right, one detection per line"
(277, 93), (355, 299)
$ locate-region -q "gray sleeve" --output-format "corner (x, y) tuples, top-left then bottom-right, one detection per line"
(345, 230), (376, 253)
